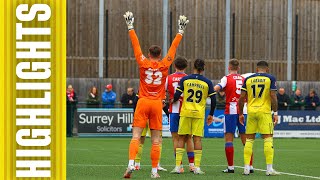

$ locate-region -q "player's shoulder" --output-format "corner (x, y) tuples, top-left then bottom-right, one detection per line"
(198, 75), (213, 86)
(254, 73), (276, 81)
(179, 74), (191, 81)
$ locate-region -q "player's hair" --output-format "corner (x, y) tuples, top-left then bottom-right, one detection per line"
(229, 59), (239, 70)
(257, 60), (269, 68)
(194, 58), (205, 72)
(174, 56), (188, 70)
(148, 45), (162, 58)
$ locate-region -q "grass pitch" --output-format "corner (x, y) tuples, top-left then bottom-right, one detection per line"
(67, 137), (320, 180)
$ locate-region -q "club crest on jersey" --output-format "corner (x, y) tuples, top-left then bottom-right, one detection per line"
(140, 55), (146, 61)
(167, 56), (173, 61)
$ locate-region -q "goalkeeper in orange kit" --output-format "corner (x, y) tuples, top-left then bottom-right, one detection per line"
(122, 11), (189, 179)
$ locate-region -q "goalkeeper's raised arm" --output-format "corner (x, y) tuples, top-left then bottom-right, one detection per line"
(163, 15), (189, 66)
(124, 11), (145, 66)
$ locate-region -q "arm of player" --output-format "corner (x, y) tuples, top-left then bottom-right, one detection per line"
(238, 90), (247, 126)
(206, 93), (217, 126)
(163, 15), (189, 66)
(172, 77), (185, 103)
(128, 30), (145, 66)
(270, 90), (278, 126)
(124, 12), (145, 66)
(214, 76), (227, 92)
(206, 81), (217, 125)
(173, 88), (183, 103)
(163, 34), (182, 67)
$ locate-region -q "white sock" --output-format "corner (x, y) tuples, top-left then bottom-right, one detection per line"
(228, 165), (234, 170)
(267, 164), (273, 171)
(244, 165), (250, 171)
(250, 165), (254, 170)
(189, 163), (194, 167)
(152, 168), (157, 173)
(128, 160), (134, 167)
(135, 162), (140, 166)
(157, 162), (160, 167)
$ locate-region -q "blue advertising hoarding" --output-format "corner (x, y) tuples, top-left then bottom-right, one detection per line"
(204, 109), (320, 138)
(204, 109), (225, 138)
(274, 110), (320, 138)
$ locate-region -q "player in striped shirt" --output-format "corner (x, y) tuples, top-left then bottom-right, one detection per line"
(123, 11), (189, 179)
(214, 59), (253, 173)
(166, 57), (195, 173)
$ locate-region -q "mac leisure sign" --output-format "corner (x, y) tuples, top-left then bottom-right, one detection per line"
(274, 111), (320, 138)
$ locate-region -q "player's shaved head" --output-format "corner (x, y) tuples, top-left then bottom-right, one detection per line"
(256, 60), (269, 72)
(148, 45), (161, 58)
(194, 58), (205, 72)
(229, 59), (239, 70)
(257, 61), (269, 68)
(174, 56), (188, 70)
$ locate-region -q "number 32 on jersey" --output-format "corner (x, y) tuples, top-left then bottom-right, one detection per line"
(145, 70), (162, 85)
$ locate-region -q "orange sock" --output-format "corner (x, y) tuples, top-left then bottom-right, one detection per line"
(129, 138), (140, 160)
(151, 143), (160, 168)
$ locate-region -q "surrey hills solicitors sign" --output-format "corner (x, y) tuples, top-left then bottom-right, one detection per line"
(77, 108), (134, 134)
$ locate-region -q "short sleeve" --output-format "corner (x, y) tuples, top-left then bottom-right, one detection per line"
(165, 76), (168, 90)
(208, 80), (216, 97)
(241, 78), (248, 91)
(176, 77), (185, 93)
(218, 76), (227, 89)
(270, 75), (277, 91)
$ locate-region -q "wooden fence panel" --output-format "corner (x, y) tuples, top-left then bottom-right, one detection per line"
(67, 0), (320, 80)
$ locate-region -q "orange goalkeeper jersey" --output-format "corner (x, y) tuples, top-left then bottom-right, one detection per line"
(129, 30), (182, 100)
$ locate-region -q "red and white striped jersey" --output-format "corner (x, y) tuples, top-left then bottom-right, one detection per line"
(165, 72), (187, 113)
(218, 74), (244, 114)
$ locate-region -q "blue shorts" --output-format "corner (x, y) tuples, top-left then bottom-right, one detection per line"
(170, 113), (180, 132)
(224, 114), (246, 134)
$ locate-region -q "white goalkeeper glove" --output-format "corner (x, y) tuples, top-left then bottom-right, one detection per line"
(123, 11), (134, 30)
(178, 15), (189, 34)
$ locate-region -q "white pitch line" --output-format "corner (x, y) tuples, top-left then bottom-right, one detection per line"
(67, 164), (320, 179)
(234, 165), (320, 180)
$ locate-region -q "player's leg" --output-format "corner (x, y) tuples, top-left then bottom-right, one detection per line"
(238, 115), (254, 173)
(134, 130), (146, 170)
(171, 116), (191, 174)
(192, 118), (205, 175)
(222, 114), (236, 173)
(124, 126), (144, 178)
(169, 113), (180, 165)
(149, 129), (161, 178)
(243, 113), (257, 175)
(124, 98), (148, 178)
(149, 99), (163, 178)
(157, 134), (167, 171)
(186, 135), (195, 171)
(259, 113), (279, 176)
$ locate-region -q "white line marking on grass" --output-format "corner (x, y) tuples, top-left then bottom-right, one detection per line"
(67, 164), (320, 179)
(235, 165), (320, 180)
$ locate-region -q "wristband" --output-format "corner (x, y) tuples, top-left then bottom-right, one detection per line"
(273, 111), (278, 115)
